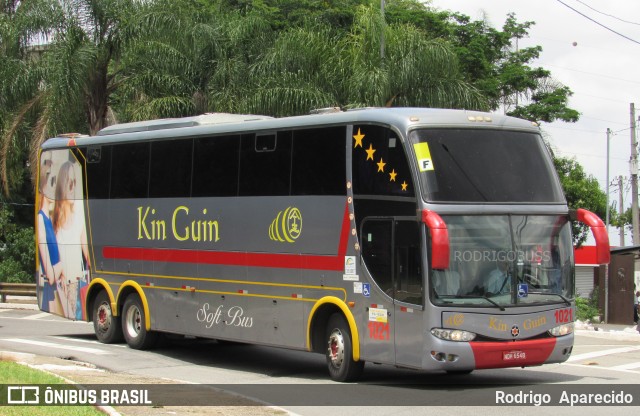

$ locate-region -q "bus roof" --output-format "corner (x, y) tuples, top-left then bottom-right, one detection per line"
(41, 107), (540, 149)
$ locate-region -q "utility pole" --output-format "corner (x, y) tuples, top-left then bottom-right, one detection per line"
(606, 128), (611, 234)
(619, 175), (626, 247)
(631, 103), (639, 245)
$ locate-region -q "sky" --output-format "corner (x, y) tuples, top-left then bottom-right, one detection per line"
(427, 0), (640, 246)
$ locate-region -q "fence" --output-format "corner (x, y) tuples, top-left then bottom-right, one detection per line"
(0, 282), (36, 303)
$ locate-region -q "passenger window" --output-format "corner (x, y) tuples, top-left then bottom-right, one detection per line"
(352, 125), (415, 197)
(110, 143), (150, 199)
(83, 146), (111, 200)
(149, 139), (193, 198)
(291, 126), (346, 195)
(239, 132), (292, 196)
(192, 135), (240, 197)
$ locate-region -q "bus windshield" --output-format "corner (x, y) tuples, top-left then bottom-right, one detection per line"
(410, 129), (565, 203)
(430, 215), (575, 308)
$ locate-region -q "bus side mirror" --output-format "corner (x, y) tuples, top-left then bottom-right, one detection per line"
(422, 210), (449, 270)
(570, 208), (610, 265)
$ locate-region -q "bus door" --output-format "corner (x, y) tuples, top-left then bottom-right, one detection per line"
(361, 218), (424, 368)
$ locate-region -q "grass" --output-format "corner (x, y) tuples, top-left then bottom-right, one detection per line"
(0, 361), (105, 416)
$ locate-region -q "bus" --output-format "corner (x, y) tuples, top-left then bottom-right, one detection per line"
(35, 108), (610, 381)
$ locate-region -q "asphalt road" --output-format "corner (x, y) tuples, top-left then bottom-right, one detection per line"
(1, 308), (639, 416)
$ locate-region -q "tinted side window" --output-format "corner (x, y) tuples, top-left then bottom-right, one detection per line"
(239, 132), (292, 196)
(82, 146), (111, 199)
(110, 142), (150, 199)
(149, 139), (193, 198)
(192, 135), (240, 197)
(352, 125), (415, 197)
(291, 127), (346, 195)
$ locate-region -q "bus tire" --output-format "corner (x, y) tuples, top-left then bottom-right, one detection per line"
(93, 290), (123, 344)
(122, 293), (157, 349)
(325, 313), (364, 382)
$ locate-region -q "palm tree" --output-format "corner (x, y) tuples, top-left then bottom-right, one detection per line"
(0, 0), (57, 196)
(243, 5), (488, 116)
(1, 0), (141, 195)
(116, 1), (274, 120)
(344, 6), (487, 109)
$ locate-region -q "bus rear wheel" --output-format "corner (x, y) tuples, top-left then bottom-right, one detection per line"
(325, 313), (364, 382)
(122, 293), (157, 349)
(92, 291), (123, 344)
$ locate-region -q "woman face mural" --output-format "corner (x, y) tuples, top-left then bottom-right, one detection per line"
(38, 152), (91, 320)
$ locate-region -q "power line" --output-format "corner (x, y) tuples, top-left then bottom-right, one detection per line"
(555, 0), (640, 45)
(575, 0), (640, 26)
(541, 64), (640, 86)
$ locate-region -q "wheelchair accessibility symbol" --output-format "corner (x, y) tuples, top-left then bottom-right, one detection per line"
(517, 283), (528, 298)
(362, 283), (371, 297)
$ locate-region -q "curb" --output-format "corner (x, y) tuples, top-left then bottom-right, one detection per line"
(0, 302), (39, 311)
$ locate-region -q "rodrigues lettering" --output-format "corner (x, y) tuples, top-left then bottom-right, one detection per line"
(196, 303), (254, 328)
(137, 206), (220, 242)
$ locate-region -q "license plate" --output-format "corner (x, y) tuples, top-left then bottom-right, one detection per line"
(503, 350), (527, 361)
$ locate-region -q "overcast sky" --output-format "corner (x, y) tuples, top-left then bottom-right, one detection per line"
(428, 0), (640, 245)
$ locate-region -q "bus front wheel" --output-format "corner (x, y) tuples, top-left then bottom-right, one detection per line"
(325, 313), (364, 382)
(92, 291), (123, 344)
(122, 293), (158, 349)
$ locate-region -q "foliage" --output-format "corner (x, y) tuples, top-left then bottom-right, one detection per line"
(0, 205), (34, 283)
(553, 156), (607, 246)
(1, 0), (143, 197)
(576, 288), (601, 322)
(612, 206), (633, 237)
(386, 3), (580, 123)
(0, 361), (104, 415)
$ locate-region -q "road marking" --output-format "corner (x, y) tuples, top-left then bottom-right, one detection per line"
(0, 310), (9, 313)
(610, 362), (640, 371)
(50, 336), (100, 345)
(24, 312), (52, 320)
(568, 346), (640, 362)
(50, 337), (126, 348)
(3, 338), (112, 355)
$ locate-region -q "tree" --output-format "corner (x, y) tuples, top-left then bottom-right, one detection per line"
(553, 156), (608, 246)
(1, 0), (142, 195)
(0, 205), (34, 283)
(385, 2), (580, 124)
(245, 5), (487, 116)
(211, 0), (371, 31)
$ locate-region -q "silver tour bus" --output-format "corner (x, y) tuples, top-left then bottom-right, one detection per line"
(35, 108), (610, 381)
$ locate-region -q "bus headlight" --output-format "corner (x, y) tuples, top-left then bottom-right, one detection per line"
(431, 328), (476, 342)
(548, 322), (574, 337)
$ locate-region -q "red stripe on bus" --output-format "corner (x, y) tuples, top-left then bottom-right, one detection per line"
(469, 338), (557, 369)
(102, 203), (351, 271)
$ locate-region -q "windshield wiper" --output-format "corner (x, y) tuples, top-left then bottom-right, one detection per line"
(527, 291), (571, 307)
(438, 295), (506, 311)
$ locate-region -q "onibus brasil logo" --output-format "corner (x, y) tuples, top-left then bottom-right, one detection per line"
(269, 207), (302, 243)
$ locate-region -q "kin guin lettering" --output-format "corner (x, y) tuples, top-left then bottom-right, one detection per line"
(196, 303), (254, 329)
(489, 315), (547, 332)
(138, 206), (220, 242)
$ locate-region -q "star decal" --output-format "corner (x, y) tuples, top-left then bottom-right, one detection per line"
(353, 127), (412, 195)
(365, 143), (376, 161)
(353, 128), (365, 148)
